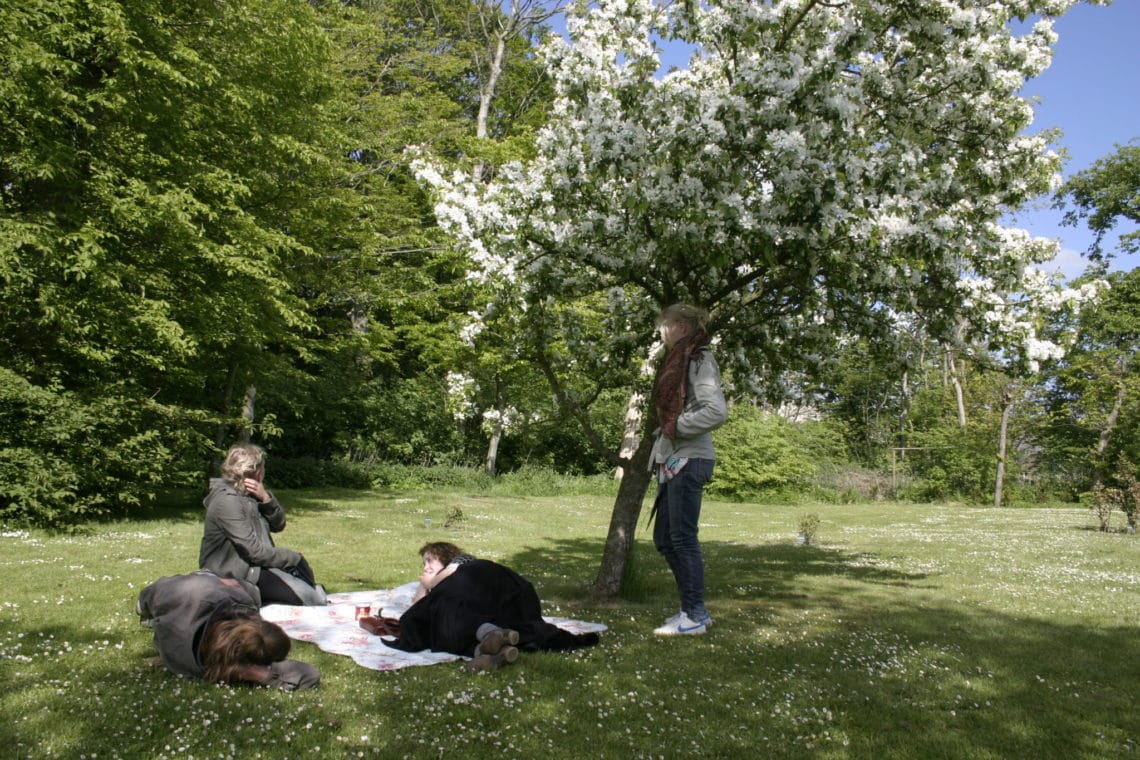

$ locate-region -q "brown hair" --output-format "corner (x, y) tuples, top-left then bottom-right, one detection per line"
(200, 617), (290, 685)
(419, 542), (463, 565)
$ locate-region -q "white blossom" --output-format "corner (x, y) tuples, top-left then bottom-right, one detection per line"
(444, 372), (477, 421)
(415, 0), (1099, 385)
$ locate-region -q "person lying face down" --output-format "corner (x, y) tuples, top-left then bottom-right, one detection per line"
(137, 570), (319, 690)
(387, 542), (600, 671)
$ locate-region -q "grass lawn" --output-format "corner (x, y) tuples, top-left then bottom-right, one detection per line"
(1, 489), (1137, 759)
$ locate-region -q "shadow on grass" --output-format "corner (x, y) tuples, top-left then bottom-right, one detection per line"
(500, 538), (1136, 757)
(123, 487), (392, 525)
(500, 537), (931, 609)
(4, 536), (1135, 759)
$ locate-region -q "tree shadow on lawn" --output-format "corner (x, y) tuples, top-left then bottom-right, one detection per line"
(126, 487), (385, 524)
(494, 539), (1137, 756)
(792, 603), (1140, 758)
(5, 556), (1136, 759)
(501, 536), (932, 612)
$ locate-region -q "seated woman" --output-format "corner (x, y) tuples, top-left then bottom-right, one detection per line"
(386, 542), (600, 671)
(199, 444), (325, 606)
(137, 570), (320, 690)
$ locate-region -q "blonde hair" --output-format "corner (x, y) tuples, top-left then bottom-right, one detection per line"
(200, 617), (290, 685)
(220, 445), (266, 489)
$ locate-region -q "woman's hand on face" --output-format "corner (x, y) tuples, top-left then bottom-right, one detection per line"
(242, 477), (270, 503)
(419, 556), (445, 588)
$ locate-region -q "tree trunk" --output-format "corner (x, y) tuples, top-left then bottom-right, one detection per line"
(1094, 374), (1127, 481)
(210, 360), (240, 476)
(947, 349), (967, 429)
(485, 422), (503, 476)
(898, 368), (911, 450)
(594, 431), (656, 597)
(614, 391), (644, 481)
(484, 375), (506, 476)
(475, 32), (506, 141)
(240, 384), (257, 443)
(994, 387), (1012, 509)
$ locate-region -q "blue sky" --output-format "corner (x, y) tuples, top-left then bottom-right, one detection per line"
(1005, 0), (1140, 279)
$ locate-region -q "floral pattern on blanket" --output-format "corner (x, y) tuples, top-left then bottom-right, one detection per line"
(260, 581), (607, 671)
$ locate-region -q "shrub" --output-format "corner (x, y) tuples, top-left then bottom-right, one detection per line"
(339, 376), (466, 467)
(798, 513), (821, 545)
(1084, 486), (1118, 532)
(903, 420), (1001, 503)
(444, 504), (466, 527)
(269, 457), (375, 490)
(368, 463), (492, 492)
(814, 463), (894, 502)
(708, 405), (822, 501)
(0, 369), (191, 527)
(494, 465), (616, 497)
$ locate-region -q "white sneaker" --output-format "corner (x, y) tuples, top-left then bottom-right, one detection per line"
(653, 612), (707, 636)
(662, 610), (713, 628)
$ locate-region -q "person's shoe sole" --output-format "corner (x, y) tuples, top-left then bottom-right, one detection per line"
(655, 624), (707, 636)
(468, 645), (519, 671)
(479, 627), (520, 655)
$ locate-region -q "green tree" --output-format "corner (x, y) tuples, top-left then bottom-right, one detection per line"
(0, 0), (346, 524)
(1059, 140), (1140, 262)
(1038, 268), (1140, 491)
(216, 0), (556, 469)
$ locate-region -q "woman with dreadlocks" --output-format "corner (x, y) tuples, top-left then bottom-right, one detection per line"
(648, 304), (728, 636)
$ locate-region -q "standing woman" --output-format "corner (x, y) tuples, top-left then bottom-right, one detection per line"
(649, 304), (728, 636)
(199, 444), (326, 606)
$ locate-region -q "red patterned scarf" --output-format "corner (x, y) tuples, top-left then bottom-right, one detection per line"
(653, 328), (710, 440)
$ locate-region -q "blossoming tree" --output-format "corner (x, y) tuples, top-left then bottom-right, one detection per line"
(417, 0), (1103, 595)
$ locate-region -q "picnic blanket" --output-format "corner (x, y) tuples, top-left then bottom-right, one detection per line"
(260, 581), (607, 671)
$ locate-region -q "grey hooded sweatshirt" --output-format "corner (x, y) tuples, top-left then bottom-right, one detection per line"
(137, 571), (319, 690)
(650, 348), (729, 468)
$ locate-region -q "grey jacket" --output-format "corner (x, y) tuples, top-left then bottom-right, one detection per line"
(137, 571), (320, 690)
(651, 348), (729, 467)
(199, 478), (303, 588)
(137, 571), (259, 679)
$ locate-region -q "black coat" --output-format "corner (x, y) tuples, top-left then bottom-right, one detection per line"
(385, 559), (599, 656)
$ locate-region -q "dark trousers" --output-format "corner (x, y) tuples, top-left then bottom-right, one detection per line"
(652, 458), (714, 620)
(257, 558), (316, 606)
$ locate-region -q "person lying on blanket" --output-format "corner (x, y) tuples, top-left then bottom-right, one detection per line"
(137, 570), (320, 690)
(385, 542), (600, 671)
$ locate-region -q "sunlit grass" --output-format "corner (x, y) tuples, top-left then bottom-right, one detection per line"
(1, 491), (1136, 758)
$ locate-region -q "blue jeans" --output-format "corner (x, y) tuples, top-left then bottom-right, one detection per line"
(652, 458), (714, 620)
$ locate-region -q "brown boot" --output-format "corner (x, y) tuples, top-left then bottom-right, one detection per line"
(477, 625), (520, 656)
(468, 645), (519, 672)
